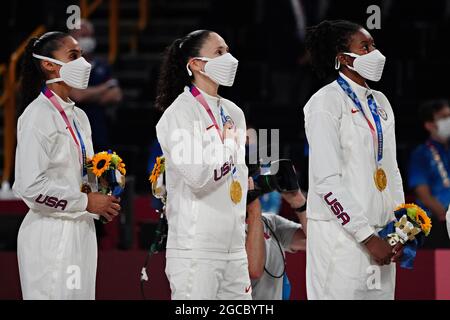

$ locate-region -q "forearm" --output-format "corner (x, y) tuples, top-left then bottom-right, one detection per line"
(70, 85), (107, 104)
(419, 195), (446, 217)
(296, 211), (307, 236)
(415, 185), (446, 218)
(245, 210), (265, 279)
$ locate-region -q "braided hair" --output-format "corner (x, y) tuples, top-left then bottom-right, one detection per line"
(306, 20), (362, 81)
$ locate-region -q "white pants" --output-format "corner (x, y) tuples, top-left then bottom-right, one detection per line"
(17, 211), (97, 300)
(306, 219), (396, 300)
(165, 257), (252, 300)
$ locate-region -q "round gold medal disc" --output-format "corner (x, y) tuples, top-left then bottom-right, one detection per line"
(230, 180), (242, 204)
(374, 168), (387, 191)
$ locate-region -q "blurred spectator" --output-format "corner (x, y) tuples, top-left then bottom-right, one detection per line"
(408, 99), (450, 248)
(69, 19), (123, 151)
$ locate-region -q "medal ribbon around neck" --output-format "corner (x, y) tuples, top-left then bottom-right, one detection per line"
(43, 87), (87, 180)
(190, 85), (241, 203)
(337, 76), (386, 191)
(337, 75), (384, 166)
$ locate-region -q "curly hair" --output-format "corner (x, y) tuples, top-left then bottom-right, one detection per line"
(305, 20), (362, 81)
(155, 30), (213, 111)
(20, 31), (69, 110)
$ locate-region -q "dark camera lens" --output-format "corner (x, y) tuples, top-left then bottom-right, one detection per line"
(273, 159), (299, 192)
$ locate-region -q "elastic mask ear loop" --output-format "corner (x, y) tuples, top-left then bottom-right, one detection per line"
(334, 57), (341, 70)
(186, 57), (210, 77)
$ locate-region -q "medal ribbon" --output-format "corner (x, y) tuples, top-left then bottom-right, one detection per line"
(337, 75), (383, 166)
(190, 85), (241, 200)
(190, 85), (229, 143)
(43, 87), (87, 179)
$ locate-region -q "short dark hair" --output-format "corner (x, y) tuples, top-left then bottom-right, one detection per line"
(418, 99), (450, 124)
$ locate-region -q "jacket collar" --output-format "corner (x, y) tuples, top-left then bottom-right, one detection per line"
(339, 71), (372, 101)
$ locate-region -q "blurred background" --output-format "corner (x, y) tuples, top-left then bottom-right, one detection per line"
(1, 0), (450, 299)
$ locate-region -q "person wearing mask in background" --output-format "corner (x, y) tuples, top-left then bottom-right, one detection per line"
(304, 20), (405, 299)
(69, 19), (123, 151)
(246, 177), (307, 300)
(408, 100), (450, 248)
(155, 30), (250, 299)
(14, 31), (121, 299)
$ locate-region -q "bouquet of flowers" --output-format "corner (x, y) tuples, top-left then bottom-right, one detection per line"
(149, 156), (166, 203)
(87, 150), (126, 198)
(387, 203), (432, 246)
(379, 203), (432, 269)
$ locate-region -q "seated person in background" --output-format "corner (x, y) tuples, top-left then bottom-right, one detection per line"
(408, 99), (450, 248)
(69, 19), (123, 151)
(246, 178), (306, 300)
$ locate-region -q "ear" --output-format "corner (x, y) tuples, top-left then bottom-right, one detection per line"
(188, 58), (205, 74)
(40, 60), (59, 74)
(338, 53), (354, 67)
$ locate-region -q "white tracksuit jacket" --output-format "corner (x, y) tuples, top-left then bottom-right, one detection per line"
(304, 72), (405, 299)
(13, 91), (97, 300)
(156, 87), (249, 260)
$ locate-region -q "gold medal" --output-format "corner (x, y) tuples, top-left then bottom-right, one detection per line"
(230, 180), (242, 204)
(374, 168), (387, 191)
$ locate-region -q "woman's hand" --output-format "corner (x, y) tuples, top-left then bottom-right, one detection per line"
(390, 242), (404, 263)
(86, 192), (121, 222)
(223, 122), (238, 144)
(364, 235), (394, 265)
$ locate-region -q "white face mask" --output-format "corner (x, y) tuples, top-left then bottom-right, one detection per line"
(78, 37), (96, 54)
(32, 54), (92, 89)
(343, 49), (386, 82)
(437, 117), (450, 140)
(186, 53), (239, 87)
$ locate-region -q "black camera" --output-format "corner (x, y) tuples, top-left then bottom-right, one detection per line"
(247, 159), (300, 204)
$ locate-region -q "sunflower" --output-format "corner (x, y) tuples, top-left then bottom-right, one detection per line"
(415, 209), (432, 236)
(394, 203), (432, 236)
(91, 152), (112, 177)
(149, 156), (165, 184)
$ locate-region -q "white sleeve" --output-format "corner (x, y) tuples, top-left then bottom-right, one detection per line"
(13, 124), (88, 214)
(156, 108), (239, 196)
(446, 206), (450, 240)
(305, 94), (374, 242)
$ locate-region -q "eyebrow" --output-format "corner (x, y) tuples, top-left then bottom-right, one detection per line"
(66, 48), (81, 53)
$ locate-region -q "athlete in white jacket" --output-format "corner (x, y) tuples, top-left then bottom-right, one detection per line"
(13, 32), (120, 299)
(155, 30), (250, 299)
(304, 21), (405, 299)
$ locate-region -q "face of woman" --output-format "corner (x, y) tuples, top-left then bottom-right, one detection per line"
(340, 28), (377, 67)
(189, 32), (230, 73)
(40, 36), (82, 79)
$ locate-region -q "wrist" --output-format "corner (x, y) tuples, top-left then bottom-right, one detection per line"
(361, 233), (376, 246)
(293, 202), (307, 213)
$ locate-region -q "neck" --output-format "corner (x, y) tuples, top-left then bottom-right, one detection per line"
(431, 134), (449, 148)
(47, 82), (71, 102)
(341, 67), (367, 87)
(192, 75), (219, 97)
